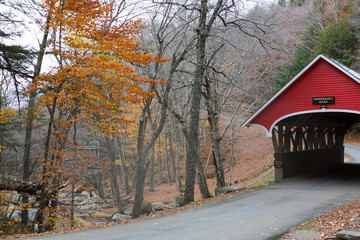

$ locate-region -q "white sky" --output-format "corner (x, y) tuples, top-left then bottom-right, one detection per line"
(2, 0), (277, 74)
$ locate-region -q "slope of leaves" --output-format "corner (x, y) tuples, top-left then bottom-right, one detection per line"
(314, 199), (360, 239)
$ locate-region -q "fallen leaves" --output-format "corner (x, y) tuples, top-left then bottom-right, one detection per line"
(281, 199), (360, 240)
(313, 199), (360, 239)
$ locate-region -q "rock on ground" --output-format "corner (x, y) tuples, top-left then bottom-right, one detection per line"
(123, 202), (153, 216)
(112, 213), (131, 222)
(151, 202), (164, 211)
(336, 230), (360, 240)
(214, 186), (245, 196)
(140, 202), (152, 215)
(124, 204), (133, 215)
(173, 194), (184, 207)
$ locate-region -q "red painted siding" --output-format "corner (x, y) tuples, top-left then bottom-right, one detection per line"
(251, 58), (360, 132)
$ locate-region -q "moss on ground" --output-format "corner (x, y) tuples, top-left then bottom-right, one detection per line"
(246, 167), (275, 188)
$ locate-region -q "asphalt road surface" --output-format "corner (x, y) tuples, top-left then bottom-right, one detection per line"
(344, 143), (360, 163)
(17, 165), (360, 240)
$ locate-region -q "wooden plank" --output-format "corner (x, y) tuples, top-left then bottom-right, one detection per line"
(296, 127), (303, 151)
(278, 124), (284, 153)
(302, 127), (309, 151)
(283, 124), (291, 153)
(290, 127), (297, 152)
(272, 128), (280, 153)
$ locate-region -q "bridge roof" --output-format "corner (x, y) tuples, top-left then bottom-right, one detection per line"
(242, 54), (360, 136)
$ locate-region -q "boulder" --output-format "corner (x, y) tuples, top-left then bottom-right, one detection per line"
(123, 202), (152, 216)
(112, 213), (131, 222)
(105, 199), (115, 204)
(140, 202), (152, 215)
(124, 204), (133, 216)
(93, 197), (105, 204)
(215, 186), (245, 196)
(79, 205), (91, 211)
(81, 198), (92, 205)
(173, 194), (184, 207)
(151, 202), (164, 211)
(337, 230), (360, 240)
(80, 191), (91, 198)
(89, 203), (98, 211)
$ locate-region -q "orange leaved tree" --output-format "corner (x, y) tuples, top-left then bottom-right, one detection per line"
(26, 0), (164, 232)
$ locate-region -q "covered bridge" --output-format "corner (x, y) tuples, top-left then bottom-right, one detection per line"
(242, 54), (360, 181)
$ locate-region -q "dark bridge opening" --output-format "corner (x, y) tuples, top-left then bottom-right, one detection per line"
(272, 112), (360, 181)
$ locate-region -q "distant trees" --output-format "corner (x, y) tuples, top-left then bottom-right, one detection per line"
(270, 0), (359, 89)
(315, 20), (358, 65)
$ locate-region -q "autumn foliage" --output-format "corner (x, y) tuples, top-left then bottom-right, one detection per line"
(20, 0), (166, 232)
(33, 0), (164, 135)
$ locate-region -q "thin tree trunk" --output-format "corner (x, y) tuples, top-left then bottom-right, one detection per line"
(132, 94), (168, 219)
(117, 136), (130, 194)
(21, 13), (52, 225)
(148, 146), (155, 192)
(204, 76), (225, 188)
(164, 130), (171, 185)
(229, 123), (236, 185)
(204, 147), (212, 173)
(106, 137), (123, 213)
(208, 114), (226, 187)
(173, 120), (181, 190)
(109, 163), (123, 213)
(70, 182), (75, 227)
(38, 96), (58, 233)
(47, 112), (74, 231)
(196, 158), (212, 199)
(168, 122), (176, 183)
(183, 137), (187, 180)
(95, 171), (105, 199)
(71, 116), (78, 226)
(157, 138), (162, 185)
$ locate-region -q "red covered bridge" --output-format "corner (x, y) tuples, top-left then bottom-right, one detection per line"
(242, 54), (360, 181)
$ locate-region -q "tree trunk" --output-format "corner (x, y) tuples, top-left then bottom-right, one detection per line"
(208, 113), (226, 187)
(196, 158), (212, 199)
(184, 0), (208, 204)
(117, 136), (131, 194)
(70, 182), (75, 227)
(94, 171), (105, 199)
(157, 138), (162, 185)
(204, 70), (226, 188)
(106, 137), (123, 213)
(173, 120), (181, 190)
(168, 122), (176, 183)
(21, 13), (52, 226)
(110, 163), (124, 213)
(132, 155), (147, 218)
(38, 96), (58, 233)
(164, 130), (171, 185)
(229, 123), (236, 185)
(132, 76), (170, 218)
(148, 146), (155, 192)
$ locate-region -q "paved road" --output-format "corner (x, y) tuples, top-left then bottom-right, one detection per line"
(344, 143), (360, 163)
(17, 165), (360, 240)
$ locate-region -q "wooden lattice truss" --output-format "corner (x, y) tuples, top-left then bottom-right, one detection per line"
(271, 113), (360, 154)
